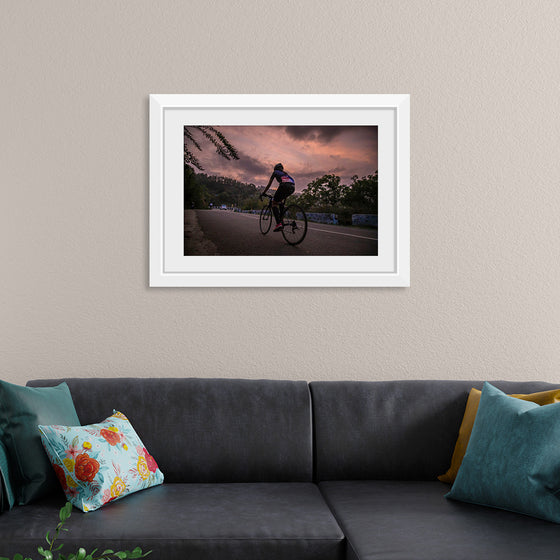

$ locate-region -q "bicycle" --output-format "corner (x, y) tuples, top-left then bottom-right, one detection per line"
(259, 193), (308, 245)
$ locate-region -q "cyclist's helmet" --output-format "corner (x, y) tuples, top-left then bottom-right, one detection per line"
(274, 163), (284, 171)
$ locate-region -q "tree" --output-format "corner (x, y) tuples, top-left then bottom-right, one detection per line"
(184, 126), (240, 170)
(185, 173), (261, 209)
(184, 165), (209, 209)
(183, 127), (240, 209)
(299, 174), (345, 209)
(294, 171), (378, 225)
(342, 173), (378, 214)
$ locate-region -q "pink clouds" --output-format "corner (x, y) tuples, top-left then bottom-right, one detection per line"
(186, 126), (378, 190)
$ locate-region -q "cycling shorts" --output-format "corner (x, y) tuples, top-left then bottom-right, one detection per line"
(273, 183), (295, 203)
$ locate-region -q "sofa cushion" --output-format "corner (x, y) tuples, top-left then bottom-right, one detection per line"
(0, 380), (80, 504)
(0, 483), (344, 560)
(0, 439), (15, 511)
(39, 411), (164, 512)
(310, 380), (559, 480)
(438, 386), (560, 484)
(27, 378), (313, 483)
(320, 480), (560, 560)
(446, 382), (560, 523)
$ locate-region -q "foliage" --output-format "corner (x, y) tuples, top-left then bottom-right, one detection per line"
(184, 165), (209, 209)
(297, 174), (345, 208)
(183, 127), (241, 208)
(186, 173), (260, 209)
(0, 502), (151, 560)
(184, 126), (239, 171)
(342, 173), (378, 214)
(297, 172), (378, 219)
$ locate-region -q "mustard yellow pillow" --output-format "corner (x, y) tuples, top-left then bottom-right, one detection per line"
(438, 387), (560, 484)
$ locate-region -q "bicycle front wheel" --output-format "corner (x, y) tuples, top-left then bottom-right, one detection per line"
(259, 206), (272, 234)
(281, 204), (308, 245)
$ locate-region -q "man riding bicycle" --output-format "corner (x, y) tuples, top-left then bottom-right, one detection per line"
(260, 163), (295, 232)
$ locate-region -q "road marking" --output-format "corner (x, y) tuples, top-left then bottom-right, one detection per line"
(234, 213), (258, 219)
(216, 211), (377, 241)
(308, 226), (377, 241)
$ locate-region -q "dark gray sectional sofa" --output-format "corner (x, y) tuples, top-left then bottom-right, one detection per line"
(2, 377), (560, 560)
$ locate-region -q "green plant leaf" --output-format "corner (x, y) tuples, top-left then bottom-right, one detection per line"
(21, 500), (149, 560)
(59, 502), (72, 522)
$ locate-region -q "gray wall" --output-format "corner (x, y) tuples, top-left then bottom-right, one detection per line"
(3, 1), (560, 383)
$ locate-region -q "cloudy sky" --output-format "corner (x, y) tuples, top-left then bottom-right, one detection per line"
(186, 126), (378, 191)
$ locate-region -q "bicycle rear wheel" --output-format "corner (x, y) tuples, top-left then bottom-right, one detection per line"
(281, 204), (307, 245)
(260, 205), (272, 234)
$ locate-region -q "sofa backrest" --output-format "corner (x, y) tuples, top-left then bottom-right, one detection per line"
(27, 378), (313, 483)
(310, 380), (560, 481)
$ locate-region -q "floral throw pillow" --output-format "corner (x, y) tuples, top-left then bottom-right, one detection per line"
(38, 411), (164, 512)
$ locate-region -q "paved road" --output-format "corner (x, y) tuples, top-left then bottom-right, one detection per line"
(186, 209), (378, 256)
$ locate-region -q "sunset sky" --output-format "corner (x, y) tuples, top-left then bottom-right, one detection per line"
(186, 126), (378, 191)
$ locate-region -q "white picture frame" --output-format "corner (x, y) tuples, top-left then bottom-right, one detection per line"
(149, 94), (409, 287)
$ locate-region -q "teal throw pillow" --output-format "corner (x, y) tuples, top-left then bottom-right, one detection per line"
(446, 382), (560, 523)
(0, 439), (15, 511)
(39, 411), (164, 512)
(0, 380), (80, 504)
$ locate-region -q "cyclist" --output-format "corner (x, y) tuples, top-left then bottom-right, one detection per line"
(260, 163), (295, 232)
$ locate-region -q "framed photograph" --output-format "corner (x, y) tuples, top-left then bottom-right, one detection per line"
(150, 94), (409, 287)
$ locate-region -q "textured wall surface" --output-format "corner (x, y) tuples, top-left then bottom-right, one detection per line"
(2, 1), (560, 384)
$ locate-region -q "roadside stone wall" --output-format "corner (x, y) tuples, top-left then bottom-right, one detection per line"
(351, 214), (378, 227)
(305, 213), (339, 225)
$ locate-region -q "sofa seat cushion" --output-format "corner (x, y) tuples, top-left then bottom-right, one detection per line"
(0, 483), (344, 560)
(319, 481), (560, 560)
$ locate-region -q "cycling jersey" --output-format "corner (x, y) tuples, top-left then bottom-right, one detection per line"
(271, 169), (295, 184)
